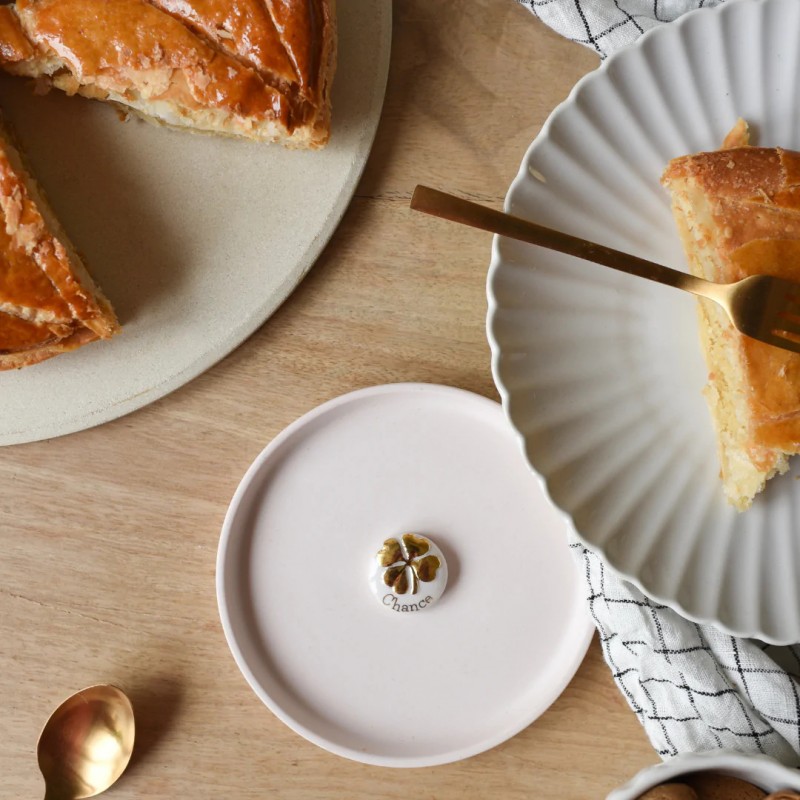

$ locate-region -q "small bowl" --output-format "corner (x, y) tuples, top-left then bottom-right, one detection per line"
(607, 751), (800, 800)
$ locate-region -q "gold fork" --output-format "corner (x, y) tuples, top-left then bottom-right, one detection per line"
(410, 185), (800, 356)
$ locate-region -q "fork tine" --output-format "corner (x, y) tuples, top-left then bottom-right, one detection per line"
(763, 331), (800, 356)
(773, 315), (800, 337)
(783, 306), (800, 326)
(777, 277), (800, 304)
(780, 296), (800, 316)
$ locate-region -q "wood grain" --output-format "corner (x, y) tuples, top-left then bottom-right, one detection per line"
(0, 1), (657, 797)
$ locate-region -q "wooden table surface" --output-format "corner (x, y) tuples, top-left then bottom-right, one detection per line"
(1, 2), (659, 797)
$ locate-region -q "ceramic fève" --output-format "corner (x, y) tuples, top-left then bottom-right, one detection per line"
(369, 533), (448, 613)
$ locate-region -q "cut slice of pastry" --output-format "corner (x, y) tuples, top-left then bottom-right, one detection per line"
(662, 121), (800, 510)
(0, 0), (336, 147)
(0, 121), (119, 370)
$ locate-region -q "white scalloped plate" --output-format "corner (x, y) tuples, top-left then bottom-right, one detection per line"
(488, 0), (800, 644)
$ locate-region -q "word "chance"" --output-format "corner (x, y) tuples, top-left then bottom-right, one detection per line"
(382, 594), (434, 613)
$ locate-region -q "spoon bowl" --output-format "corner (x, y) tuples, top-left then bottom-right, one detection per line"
(38, 684), (135, 800)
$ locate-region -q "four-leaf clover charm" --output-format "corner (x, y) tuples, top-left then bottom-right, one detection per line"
(369, 533), (448, 614)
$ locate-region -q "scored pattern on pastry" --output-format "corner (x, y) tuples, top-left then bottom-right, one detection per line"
(0, 123), (120, 370)
(0, 0), (337, 368)
(0, 0), (336, 148)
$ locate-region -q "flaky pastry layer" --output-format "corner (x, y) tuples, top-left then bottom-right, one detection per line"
(0, 121), (119, 370)
(0, 0), (336, 147)
(662, 128), (800, 509)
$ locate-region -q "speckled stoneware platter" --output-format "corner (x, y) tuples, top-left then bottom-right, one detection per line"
(0, 0), (391, 445)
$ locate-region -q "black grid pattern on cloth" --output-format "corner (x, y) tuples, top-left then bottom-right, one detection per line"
(571, 540), (800, 764)
(517, 0), (724, 58)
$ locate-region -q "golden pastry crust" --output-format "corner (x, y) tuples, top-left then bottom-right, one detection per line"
(662, 135), (800, 508)
(0, 6), (33, 62)
(0, 122), (118, 370)
(0, 0), (336, 147)
(0, 314), (97, 370)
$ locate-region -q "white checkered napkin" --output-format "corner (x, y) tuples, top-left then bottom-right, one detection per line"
(572, 539), (800, 764)
(518, 0), (725, 58)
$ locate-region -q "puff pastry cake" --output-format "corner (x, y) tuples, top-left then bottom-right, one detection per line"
(0, 122), (119, 370)
(0, 0), (336, 147)
(662, 121), (800, 509)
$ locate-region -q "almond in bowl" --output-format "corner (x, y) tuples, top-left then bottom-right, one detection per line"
(636, 772), (796, 799)
(606, 752), (800, 800)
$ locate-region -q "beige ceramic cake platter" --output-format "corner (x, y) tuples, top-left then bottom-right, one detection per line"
(0, 0), (391, 445)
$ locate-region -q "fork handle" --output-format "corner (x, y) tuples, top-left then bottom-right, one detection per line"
(410, 185), (720, 299)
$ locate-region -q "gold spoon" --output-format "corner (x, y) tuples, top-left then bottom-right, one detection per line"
(37, 685), (135, 800)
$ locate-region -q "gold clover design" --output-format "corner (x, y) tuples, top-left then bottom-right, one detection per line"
(377, 534), (441, 595)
